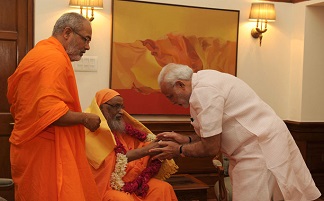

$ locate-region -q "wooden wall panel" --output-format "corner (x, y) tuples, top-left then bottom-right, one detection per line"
(0, 1), (17, 31)
(285, 120), (324, 195)
(0, 0), (34, 200)
(0, 41), (17, 111)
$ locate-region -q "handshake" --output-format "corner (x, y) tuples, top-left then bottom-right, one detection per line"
(149, 132), (193, 161)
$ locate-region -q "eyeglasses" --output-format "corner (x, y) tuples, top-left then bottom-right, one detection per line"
(71, 28), (91, 44)
(105, 103), (125, 110)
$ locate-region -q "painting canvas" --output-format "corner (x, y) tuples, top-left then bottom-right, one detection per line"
(111, 0), (239, 115)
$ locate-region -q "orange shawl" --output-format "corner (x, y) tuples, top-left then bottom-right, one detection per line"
(7, 37), (100, 200)
(85, 89), (178, 200)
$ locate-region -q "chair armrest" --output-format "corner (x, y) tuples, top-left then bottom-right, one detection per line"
(0, 178), (14, 188)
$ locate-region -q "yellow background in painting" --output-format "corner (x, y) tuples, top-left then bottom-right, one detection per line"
(113, 0), (239, 43)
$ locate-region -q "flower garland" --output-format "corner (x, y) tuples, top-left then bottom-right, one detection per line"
(110, 124), (162, 197)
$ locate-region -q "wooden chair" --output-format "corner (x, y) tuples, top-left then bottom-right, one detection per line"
(0, 179), (13, 188)
(213, 157), (232, 201)
(0, 178), (14, 201)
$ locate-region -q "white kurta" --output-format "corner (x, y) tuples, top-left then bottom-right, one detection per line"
(189, 70), (321, 201)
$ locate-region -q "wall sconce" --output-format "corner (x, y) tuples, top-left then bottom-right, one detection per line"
(69, 0), (103, 22)
(249, 2), (276, 46)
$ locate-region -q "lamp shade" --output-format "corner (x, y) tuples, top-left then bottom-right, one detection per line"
(249, 3), (276, 22)
(69, 0), (103, 9)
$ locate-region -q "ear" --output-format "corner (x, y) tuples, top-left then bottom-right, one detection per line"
(175, 80), (185, 88)
(63, 27), (73, 40)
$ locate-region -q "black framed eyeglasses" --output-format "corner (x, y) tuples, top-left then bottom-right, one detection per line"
(105, 103), (125, 110)
(71, 28), (91, 44)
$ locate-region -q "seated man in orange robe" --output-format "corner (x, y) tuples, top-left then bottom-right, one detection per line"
(84, 89), (178, 201)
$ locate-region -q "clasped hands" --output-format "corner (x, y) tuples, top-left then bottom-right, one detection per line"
(83, 113), (101, 132)
(149, 132), (189, 161)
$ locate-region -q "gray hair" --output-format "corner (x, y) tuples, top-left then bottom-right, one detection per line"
(52, 12), (87, 36)
(158, 63), (193, 88)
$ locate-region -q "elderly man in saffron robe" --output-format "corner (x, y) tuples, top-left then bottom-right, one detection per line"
(84, 89), (178, 201)
(7, 13), (101, 200)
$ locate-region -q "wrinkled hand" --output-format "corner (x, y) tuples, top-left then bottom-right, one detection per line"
(156, 132), (189, 144)
(147, 141), (161, 149)
(146, 141), (163, 156)
(83, 113), (101, 132)
(149, 140), (181, 161)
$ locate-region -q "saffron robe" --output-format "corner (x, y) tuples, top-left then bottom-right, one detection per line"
(84, 96), (178, 201)
(91, 133), (178, 201)
(7, 37), (100, 201)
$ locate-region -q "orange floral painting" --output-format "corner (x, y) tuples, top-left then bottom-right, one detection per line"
(111, 0), (239, 115)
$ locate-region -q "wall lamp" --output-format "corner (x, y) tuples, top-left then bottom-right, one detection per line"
(249, 2), (276, 46)
(69, 0), (103, 22)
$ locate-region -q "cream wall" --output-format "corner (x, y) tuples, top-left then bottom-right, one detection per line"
(302, 4), (324, 121)
(35, 0), (324, 122)
(287, 0), (324, 122)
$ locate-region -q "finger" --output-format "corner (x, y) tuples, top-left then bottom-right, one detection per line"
(151, 155), (158, 160)
(91, 125), (99, 132)
(162, 132), (178, 140)
(157, 131), (173, 137)
(155, 132), (169, 139)
(151, 153), (166, 161)
(149, 147), (162, 153)
(157, 140), (174, 147)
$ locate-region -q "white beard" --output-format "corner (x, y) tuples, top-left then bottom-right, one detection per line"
(108, 119), (126, 133)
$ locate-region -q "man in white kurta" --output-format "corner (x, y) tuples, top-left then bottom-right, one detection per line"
(189, 70), (321, 200)
(153, 63), (322, 201)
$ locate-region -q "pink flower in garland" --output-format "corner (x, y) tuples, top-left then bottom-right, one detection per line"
(122, 159), (162, 197)
(110, 124), (162, 197)
(125, 124), (147, 141)
(137, 183), (149, 197)
(122, 181), (139, 193)
(114, 139), (126, 154)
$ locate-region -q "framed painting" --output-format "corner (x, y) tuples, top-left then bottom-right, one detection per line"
(110, 0), (239, 115)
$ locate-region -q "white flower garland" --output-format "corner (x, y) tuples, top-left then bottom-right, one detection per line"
(110, 133), (156, 191)
(110, 153), (128, 190)
(145, 133), (156, 142)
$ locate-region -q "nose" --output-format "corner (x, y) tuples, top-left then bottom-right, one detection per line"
(85, 43), (90, 50)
